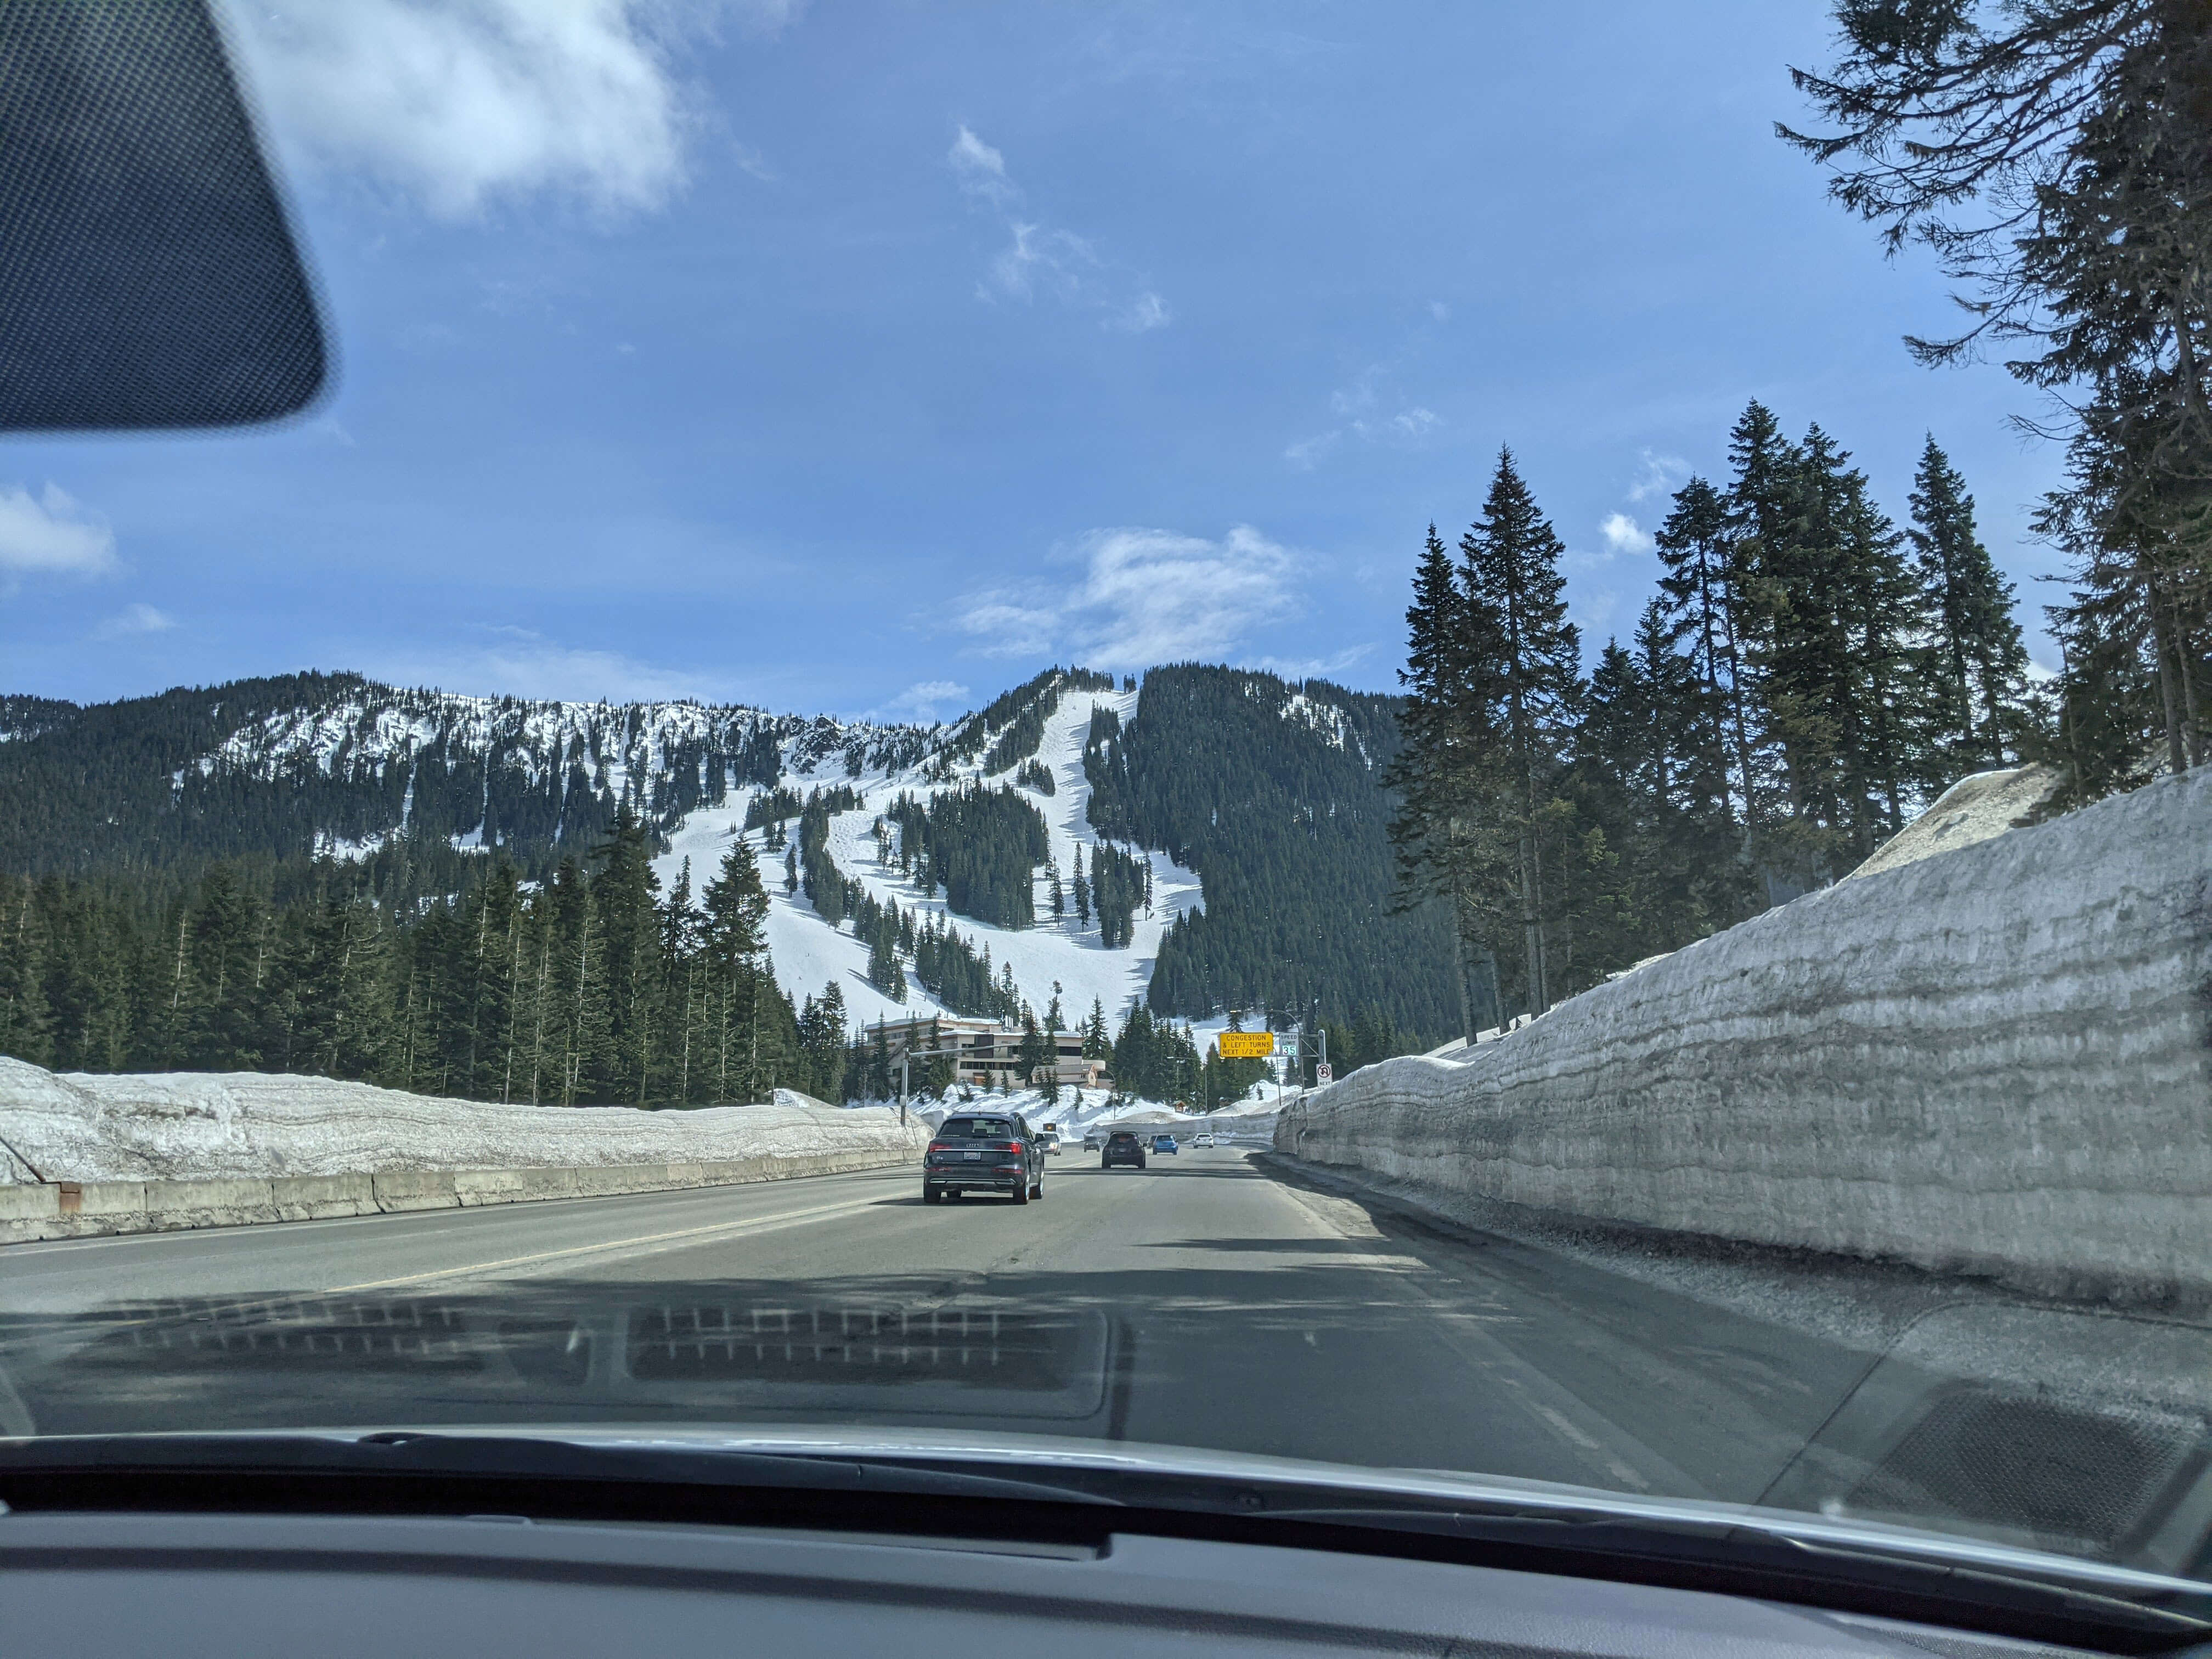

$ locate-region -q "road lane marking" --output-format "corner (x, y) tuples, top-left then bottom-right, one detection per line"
(1258, 1171), (1691, 1497)
(321, 1194), (888, 1293)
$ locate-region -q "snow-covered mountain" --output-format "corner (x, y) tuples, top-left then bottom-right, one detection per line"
(0, 664), (1457, 1042)
(656, 676), (1202, 1036)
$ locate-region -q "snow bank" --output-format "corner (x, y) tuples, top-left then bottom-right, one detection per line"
(1278, 768), (2212, 1301)
(1843, 763), (2063, 882)
(893, 1085), (1275, 1142)
(0, 1061), (927, 1185)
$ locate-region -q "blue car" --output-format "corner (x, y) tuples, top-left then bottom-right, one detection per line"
(1152, 1134), (1179, 1155)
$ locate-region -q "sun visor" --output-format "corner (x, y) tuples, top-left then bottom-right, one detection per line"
(0, 0), (328, 430)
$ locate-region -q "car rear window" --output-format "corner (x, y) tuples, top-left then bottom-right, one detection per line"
(939, 1118), (1015, 1140)
(1107, 1132), (1137, 1143)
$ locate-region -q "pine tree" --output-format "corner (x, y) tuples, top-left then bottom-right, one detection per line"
(1016, 1011), (1047, 1093)
(1654, 476), (1759, 838)
(1071, 846), (1090, 924)
(1383, 523), (1502, 1037)
(589, 806), (663, 1104)
(178, 865), (266, 1070)
(0, 875), (53, 1064)
(1909, 436), (2034, 770)
(702, 837), (769, 1099)
(1462, 449), (1583, 1014)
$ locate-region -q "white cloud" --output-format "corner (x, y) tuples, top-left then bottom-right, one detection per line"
(94, 602), (177, 640)
(0, 483), (117, 581)
(1255, 643), (1374, 679)
(952, 599), (1062, 658)
(956, 525), (1302, 669)
(729, 140), (777, 182)
(1599, 512), (1654, 556)
(948, 123), (1013, 204)
(374, 626), (737, 701)
(984, 221), (1097, 302)
(1626, 449), (1691, 504)
(1288, 361), (1440, 468)
(228, 0), (753, 219)
(1428, 300), (1450, 321)
(951, 125), (1167, 331)
(1109, 290), (1171, 333)
(877, 679), (970, 722)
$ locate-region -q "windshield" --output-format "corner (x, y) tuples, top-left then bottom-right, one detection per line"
(938, 1119), (1018, 1141)
(1, 0), (2207, 1601)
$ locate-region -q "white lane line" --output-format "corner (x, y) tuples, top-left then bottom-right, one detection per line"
(1260, 1175), (1683, 1497)
(322, 1195), (888, 1293)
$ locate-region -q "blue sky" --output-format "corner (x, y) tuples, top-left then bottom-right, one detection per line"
(1, 0), (2068, 720)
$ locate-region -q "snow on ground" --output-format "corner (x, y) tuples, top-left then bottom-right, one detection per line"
(655, 684), (1209, 1036)
(896, 1085), (1279, 1143)
(1843, 763), (2064, 883)
(0, 1057), (924, 1185)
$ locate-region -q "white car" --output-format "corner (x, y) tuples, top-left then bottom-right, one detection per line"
(1192, 1133), (1214, 1147)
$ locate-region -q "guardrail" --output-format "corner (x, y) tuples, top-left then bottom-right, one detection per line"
(0, 1144), (922, 1246)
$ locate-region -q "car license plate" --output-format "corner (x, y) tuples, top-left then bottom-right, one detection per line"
(962, 1150), (980, 1161)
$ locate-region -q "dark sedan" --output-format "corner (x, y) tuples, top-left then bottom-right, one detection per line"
(923, 1114), (1045, 1205)
(1101, 1130), (1147, 1170)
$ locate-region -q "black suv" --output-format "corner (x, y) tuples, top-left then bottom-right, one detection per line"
(1101, 1130), (1147, 1170)
(924, 1114), (1045, 1205)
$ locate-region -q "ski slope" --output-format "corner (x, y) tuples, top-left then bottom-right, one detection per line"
(653, 684), (1207, 1036)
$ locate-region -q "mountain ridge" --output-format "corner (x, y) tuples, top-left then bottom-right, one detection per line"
(0, 663), (1455, 1048)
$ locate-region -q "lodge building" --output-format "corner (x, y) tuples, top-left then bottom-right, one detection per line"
(868, 1015), (1108, 1092)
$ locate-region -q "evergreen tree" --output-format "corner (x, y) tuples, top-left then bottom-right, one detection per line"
(0, 875), (53, 1064)
(178, 865), (266, 1070)
(797, 982), (849, 1102)
(1384, 523), (1501, 1039)
(1654, 476), (1759, 838)
(1015, 1011), (1048, 1093)
(1909, 436), (2034, 770)
(1786, 2), (2208, 795)
(1461, 449), (1583, 1014)
(589, 807), (663, 1104)
(701, 837), (770, 1101)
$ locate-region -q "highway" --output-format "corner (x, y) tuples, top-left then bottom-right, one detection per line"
(0, 1146), (1882, 1506)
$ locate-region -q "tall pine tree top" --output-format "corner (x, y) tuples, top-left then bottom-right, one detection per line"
(1909, 434), (2031, 766)
(1463, 448), (1582, 764)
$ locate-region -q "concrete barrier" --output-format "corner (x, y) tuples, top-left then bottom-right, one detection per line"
(0, 1143), (921, 1245)
(1277, 768), (2212, 1303)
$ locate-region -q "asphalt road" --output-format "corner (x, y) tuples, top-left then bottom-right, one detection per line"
(0, 1147), (1883, 1506)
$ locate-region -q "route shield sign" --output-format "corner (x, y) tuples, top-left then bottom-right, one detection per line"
(1217, 1031), (1274, 1059)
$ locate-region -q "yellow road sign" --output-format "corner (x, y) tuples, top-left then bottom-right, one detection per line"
(1216, 1031), (1274, 1059)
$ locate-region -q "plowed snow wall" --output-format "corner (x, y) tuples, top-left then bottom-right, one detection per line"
(0, 1062), (929, 1244)
(1277, 769), (2212, 1299)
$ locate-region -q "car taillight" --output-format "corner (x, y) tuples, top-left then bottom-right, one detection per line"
(1003, 1143), (1023, 1154)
